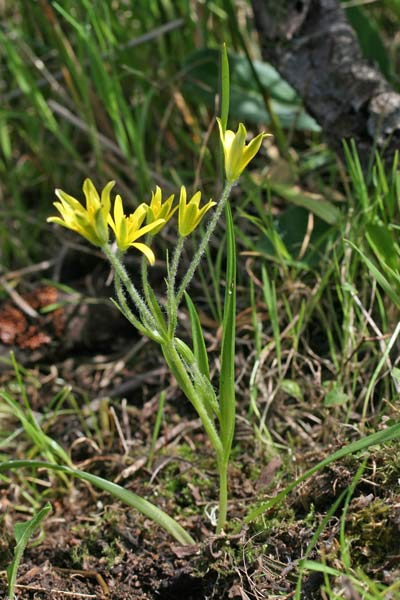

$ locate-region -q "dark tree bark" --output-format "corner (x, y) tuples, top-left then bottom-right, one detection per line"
(252, 0), (400, 166)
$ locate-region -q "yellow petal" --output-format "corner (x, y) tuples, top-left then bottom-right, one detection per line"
(112, 195), (124, 233)
(100, 180), (115, 216)
(55, 189), (85, 214)
(83, 178), (101, 213)
(240, 133), (269, 172)
(131, 242), (156, 265)
(130, 219), (165, 241)
(150, 186), (162, 214)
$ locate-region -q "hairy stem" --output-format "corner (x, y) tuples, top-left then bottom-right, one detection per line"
(176, 181), (234, 305)
(102, 244), (157, 333)
(113, 273), (152, 337)
(161, 339), (223, 459)
(167, 236), (185, 335)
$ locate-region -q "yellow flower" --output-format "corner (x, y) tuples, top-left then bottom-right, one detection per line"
(178, 186), (216, 237)
(48, 178), (114, 246)
(217, 118), (269, 182)
(146, 186), (177, 235)
(108, 195), (164, 264)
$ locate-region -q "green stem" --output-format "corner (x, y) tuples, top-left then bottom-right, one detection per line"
(113, 273), (153, 337)
(141, 235), (155, 309)
(176, 181), (234, 305)
(216, 459), (228, 533)
(162, 339), (223, 459)
(140, 241), (168, 336)
(167, 236), (185, 334)
(102, 244), (157, 333)
(141, 241), (151, 304)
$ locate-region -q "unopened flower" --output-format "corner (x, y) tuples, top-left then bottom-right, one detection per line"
(146, 186), (177, 234)
(217, 119), (269, 182)
(178, 186), (216, 237)
(48, 179), (114, 247)
(108, 195), (164, 263)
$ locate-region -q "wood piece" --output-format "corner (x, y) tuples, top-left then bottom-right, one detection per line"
(252, 0), (400, 166)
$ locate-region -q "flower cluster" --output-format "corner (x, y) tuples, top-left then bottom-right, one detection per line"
(48, 181), (215, 264)
(48, 121), (267, 263)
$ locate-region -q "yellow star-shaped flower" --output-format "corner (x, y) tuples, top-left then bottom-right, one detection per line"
(108, 195), (164, 264)
(178, 186), (216, 237)
(217, 119), (269, 183)
(146, 186), (177, 235)
(47, 178), (114, 247)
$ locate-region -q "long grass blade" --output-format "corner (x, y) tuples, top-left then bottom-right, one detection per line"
(245, 421), (400, 523)
(0, 460), (195, 546)
(346, 240), (400, 308)
(7, 502), (52, 599)
(220, 43), (230, 131)
(219, 202), (236, 456)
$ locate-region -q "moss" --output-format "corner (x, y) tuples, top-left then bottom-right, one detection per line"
(69, 505), (127, 567)
(346, 495), (400, 569)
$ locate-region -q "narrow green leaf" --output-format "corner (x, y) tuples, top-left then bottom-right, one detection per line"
(346, 240), (400, 308)
(245, 421), (400, 524)
(184, 291), (210, 379)
(145, 285), (168, 336)
(7, 503), (52, 599)
(345, 5), (392, 81)
(0, 460), (195, 546)
(301, 560), (342, 578)
(362, 321), (400, 422)
(219, 202), (236, 457)
(109, 298), (159, 341)
(342, 140), (369, 210)
(148, 391), (166, 469)
(220, 43), (230, 131)
(0, 390), (72, 466)
(262, 265), (281, 369)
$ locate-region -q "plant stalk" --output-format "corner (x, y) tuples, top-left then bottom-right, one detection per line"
(161, 339), (223, 459)
(176, 181), (234, 304)
(167, 236), (185, 334)
(102, 244), (157, 333)
(216, 459), (228, 533)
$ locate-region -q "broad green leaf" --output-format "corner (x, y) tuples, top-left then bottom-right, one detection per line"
(271, 183), (341, 225)
(183, 49), (320, 132)
(366, 222), (399, 272)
